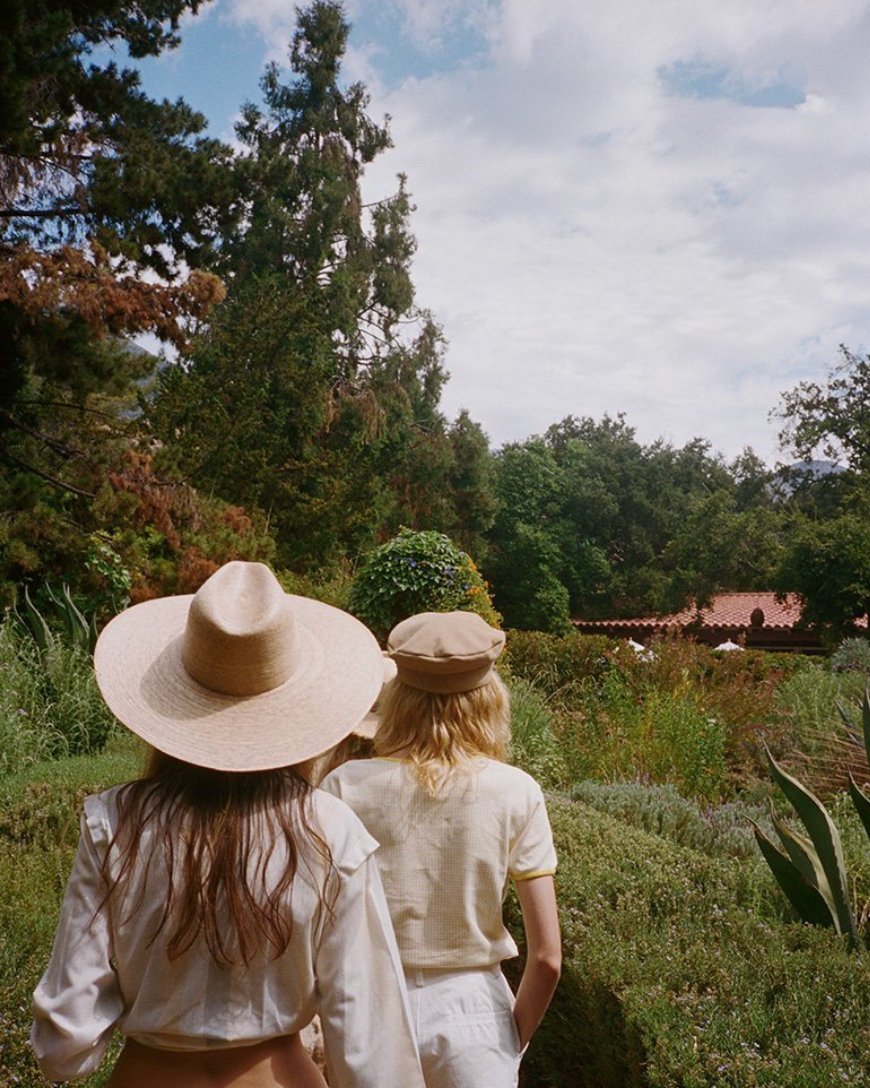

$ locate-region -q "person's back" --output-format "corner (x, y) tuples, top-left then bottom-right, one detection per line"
(30, 562), (425, 1088)
(321, 611), (561, 1088)
(323, 756), (553, 968)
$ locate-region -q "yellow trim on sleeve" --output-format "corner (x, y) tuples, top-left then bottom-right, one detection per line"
(512, 869), (556, 881)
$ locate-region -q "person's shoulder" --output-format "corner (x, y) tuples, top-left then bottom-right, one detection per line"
(478, 758), (545, 794)
(322, 757), (404, 790)
(81, 782), (131, 844)
(309, 788), (379, 872)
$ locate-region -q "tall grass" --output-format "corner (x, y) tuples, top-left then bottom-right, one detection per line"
(506, 629), (819, 798)
(0, 735), (142, 1087)
(0, 618), (118, 777)
(507, 676), (569, 790)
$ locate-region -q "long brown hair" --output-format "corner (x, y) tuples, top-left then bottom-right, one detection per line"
(375, 673), (511, 795)
(102, 749), (334, 967)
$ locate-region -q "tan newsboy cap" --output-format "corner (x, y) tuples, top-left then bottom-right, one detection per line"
(387, 611), (505, 694)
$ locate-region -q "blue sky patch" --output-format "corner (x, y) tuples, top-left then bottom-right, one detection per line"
(658, 59), (805, 109)
(90, 12), (268, 139)
(350, 4), (490, 88)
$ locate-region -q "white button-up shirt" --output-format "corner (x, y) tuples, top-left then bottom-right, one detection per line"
(31, 785), (424, 1087)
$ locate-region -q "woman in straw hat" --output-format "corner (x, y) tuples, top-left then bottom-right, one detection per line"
(321, 610), (562, 1088)
(30, 562), (425, 1088)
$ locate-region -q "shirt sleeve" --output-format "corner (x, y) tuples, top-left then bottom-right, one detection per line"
(509, 780), (558, 880)
(30, 797), (124, 1081)
(314, 851), (425, 1088)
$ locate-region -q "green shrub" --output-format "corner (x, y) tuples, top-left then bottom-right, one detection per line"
(0, 738), (141, 1087)
(347, 528), (500, 642)
(507, 677), (569, 791)
(506, 631), (813, 797)
(277, 562), (355, 610)
(570, 780), (775, 860)
(831, 637), (870, 674)
(773, 663), (870, 798)
(507, 798), (870, 1088)
(562, 670), (729, 800)
(502, 629), (613, 695)
(774, 662), (867, 755)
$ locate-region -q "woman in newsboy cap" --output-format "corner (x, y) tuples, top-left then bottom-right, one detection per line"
(322, 610), (562, 1088)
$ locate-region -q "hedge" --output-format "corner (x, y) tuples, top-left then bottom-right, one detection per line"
(508, 797), (870, 1087)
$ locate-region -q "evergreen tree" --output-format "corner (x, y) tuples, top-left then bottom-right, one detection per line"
(150, 1), (469, 571)
(0, 0), (248, 603)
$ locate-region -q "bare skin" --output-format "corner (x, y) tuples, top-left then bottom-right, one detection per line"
(106, 1035), (328, 1088)
(513, 874), (562, 1049)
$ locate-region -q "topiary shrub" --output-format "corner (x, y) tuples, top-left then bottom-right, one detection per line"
(347, 528), (500, 643)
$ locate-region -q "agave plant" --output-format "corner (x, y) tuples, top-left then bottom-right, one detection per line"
(752, 685), (870, 951)
(13, 583), (99, 655)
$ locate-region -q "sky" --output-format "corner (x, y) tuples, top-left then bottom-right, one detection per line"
(120, 0), (870, 466)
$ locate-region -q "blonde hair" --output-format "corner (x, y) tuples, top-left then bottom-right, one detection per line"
(375, 673), (511, 795)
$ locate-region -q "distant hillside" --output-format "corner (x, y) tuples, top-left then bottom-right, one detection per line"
(769, 459), (845, 497)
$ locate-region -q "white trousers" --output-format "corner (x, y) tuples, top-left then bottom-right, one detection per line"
(403, 965), (523, 1088)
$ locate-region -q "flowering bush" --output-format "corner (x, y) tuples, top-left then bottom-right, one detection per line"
(347, 528), (500, 642)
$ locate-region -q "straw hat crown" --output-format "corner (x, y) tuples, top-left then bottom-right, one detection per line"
(181, 561), (297, 697)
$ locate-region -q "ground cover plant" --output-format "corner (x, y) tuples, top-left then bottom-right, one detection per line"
(4, 622), (870, 1086)
(0, 735), (143, 1087)
(508, 798), (870, 1088)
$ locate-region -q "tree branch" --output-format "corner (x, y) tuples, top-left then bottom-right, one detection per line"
(1, 450), (96, 498)
(0, 207), (87, 219)
(0, 408), (89, 461)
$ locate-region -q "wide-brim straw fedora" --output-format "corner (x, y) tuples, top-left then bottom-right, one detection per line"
(94, 561), (384, 771)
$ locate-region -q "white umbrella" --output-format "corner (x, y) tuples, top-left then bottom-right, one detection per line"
(713, 639), (743, 652)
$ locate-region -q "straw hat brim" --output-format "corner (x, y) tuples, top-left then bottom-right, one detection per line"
(94, 593), (383, 771)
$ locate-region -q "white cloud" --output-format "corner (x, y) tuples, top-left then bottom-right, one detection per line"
(345, 0), (870, 462)
(205, 0), (870, 462)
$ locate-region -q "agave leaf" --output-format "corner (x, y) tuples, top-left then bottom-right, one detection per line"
(863, 686), (870, 774)
(836, 702), (863, 746)
(21, 585), (53, 653)
(769, 810), (848, 929)
(765, 747), (857, 942)
(770, 809), (824, 890)
(58, 584), (89, 648)
(752, 822), (836, 929)
(44, 583), (76, 644)
(848, 772), (870, 846)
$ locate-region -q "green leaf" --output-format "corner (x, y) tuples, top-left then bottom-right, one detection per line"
(765, 746), (857, 943)
(836, 701), (862, 745)
(769, 810), (849, 932)
(770, 809), (825, 890)
(20, 586), (53, 654)
(752, 823), (836, 929)
(848, 772), (870, 847)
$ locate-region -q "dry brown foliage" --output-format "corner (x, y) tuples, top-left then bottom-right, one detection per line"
(0, 242), (225, 347)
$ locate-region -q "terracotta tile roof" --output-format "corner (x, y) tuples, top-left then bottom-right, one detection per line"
(575, 592), (805, 633)
(662, 592), (804, 630)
